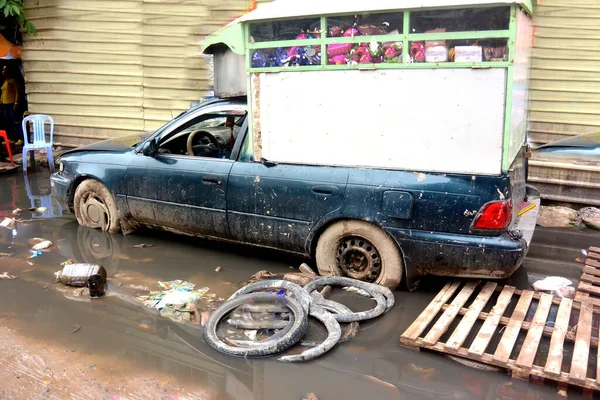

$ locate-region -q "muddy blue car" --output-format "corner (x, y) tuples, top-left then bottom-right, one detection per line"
(51, 97), (539, 290)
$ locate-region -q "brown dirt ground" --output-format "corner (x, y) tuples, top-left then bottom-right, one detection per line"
(0, 322), (213, 400)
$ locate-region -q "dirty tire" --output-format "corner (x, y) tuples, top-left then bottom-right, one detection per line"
(315, 220), (403, 290)
(74, 179), (121, 233)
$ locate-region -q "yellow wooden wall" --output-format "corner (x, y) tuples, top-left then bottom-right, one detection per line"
(22, 0), (268, 147)
(530, 0), (600, 145)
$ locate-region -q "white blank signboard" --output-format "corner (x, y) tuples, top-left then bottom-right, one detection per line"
(258, 68), (506, 175)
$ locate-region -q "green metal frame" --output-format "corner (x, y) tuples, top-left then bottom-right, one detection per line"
(501, 5), (518, 173)
(246, 4), (517, 73)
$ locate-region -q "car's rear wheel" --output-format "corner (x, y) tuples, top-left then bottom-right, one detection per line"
(315, 220), (403, 290)
(74, 179), (121, 233)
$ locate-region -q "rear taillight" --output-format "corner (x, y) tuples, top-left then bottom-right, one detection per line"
(471, 200), (512, 231)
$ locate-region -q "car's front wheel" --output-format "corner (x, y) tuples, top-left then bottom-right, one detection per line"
(73, 179), (121, 233)
(315, 220), (403, 290)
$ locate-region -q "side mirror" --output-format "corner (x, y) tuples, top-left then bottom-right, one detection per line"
(142, 139), (157, 157)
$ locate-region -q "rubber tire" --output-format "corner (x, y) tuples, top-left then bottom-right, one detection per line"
(74, 179), (121, 234)
(315, 220), (403, 290)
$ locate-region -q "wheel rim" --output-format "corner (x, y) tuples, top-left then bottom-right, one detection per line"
(80, 192), (110, 230)
(336, 236), (381, 282)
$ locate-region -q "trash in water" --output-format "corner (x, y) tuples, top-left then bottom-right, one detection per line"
(61, 259), (76, 267)
(408, 363), (437, 381)
(156, 291), (199, 310)
(92, 243), (100, 248)
(29, 207), (48, 213)
(215, 266), (222, 272)
(160, 303), (198, 324)
(341, 286), (372, 297)
(0, 252), (11, 258)
(532, 276), (572, 292)
(32, 240), (52, 250)
(88, 274), (106, 298)
(12, 208), (22, 215)
(301, 393), (318, 400)
(28, 250), (42, 259)
(55, 263), (107, 287)
(0, 272), (17, 280)
(0, 217), (15, 229)
(133, 243), (153, 248)
(157, 280), (197, 291)
(26, 261), (33, 265)
(582, 249), (589, 257)
(69, 324), (81, 334)
(243, 330), (258, 341)
(138, 280), (212, 324)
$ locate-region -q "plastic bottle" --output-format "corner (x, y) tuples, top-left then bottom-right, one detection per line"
(54, 263), (107, 287)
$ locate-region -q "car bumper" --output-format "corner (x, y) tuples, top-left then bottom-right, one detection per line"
(388, 185), (541, 279)
(50, 172), (71, 208)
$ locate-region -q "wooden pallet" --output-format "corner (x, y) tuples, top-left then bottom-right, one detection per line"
(576, 247), (600, 307)
(400, 280), (600, 392)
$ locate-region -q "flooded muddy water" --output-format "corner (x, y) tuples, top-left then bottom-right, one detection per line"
(0, 171), (595, 399)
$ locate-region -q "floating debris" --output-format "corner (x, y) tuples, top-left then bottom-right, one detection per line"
(0, 217), (15, 229)
(26, 261), (34, 266)
(409, 363), (437, 381)
(29, 206), (48, 213)
(532, 276), (572, 292)
(133, 243), (153, 248)
(32, 240), (53, 250)
(0, 272), (17, 280)
(215, 266), (222, 272)
(28, 250), (42, 259)
(12, 208), (22, 215)
(138, 280), (212, 325)
(243, 330), (258, 341)
(0, 252), (11, 258)
(55, 263), (107, 287)
(92, 243), (101, 248)
(61, 259), (76, 267)
(69, 324), (81, 334)
(28, 237), (48, 246)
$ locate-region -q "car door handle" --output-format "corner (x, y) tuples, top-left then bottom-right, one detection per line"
(202, 175), (222, 185)
(312, 185), (337, 196)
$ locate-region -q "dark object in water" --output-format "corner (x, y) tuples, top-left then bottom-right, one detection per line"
(55, 263), (107, 287)
(88, 274), (106, 297)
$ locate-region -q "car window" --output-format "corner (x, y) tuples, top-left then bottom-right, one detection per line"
(157, 110), (247, 160)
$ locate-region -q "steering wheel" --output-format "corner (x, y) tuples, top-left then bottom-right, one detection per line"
(186, 130), (223, 157)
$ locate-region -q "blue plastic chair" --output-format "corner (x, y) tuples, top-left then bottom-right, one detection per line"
(21, 114), (54, 174)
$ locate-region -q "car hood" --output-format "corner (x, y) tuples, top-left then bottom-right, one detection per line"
(535, 133), (600, 150)
(61, 133), (149, 156)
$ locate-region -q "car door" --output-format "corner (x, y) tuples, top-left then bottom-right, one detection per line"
(226, 129), (349, 254)
(126, 104), (247, 238)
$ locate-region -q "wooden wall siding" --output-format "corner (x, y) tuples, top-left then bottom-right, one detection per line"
(22, 0), (268, 147)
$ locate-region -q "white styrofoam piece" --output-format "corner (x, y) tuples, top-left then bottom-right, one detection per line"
(257, 68), (506, 176)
